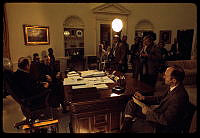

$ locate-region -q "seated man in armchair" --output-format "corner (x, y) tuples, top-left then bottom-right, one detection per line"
(13, 57), (51, 112)
(121, 65), (190, 133)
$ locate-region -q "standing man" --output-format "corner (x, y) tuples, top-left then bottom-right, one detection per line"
(110, 35), (126, 72)
(30, 53), (41, 81)
(130, 36), (142, 79)
(139, 34), (162, 88)
(109, 35), (120, 70)
(157, 41), (169, 73)
(40, 55), (67, 113)
(121, 65), (190, 133)
(48, 48), (55, 65)
(121, 35), (129, 73)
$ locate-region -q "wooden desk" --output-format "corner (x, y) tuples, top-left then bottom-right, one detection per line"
(64, 74), (154, 133)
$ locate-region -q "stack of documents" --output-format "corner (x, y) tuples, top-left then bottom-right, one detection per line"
(72, 83), (108, 90)
(63, 70), (114, 90)
(63, 76), (114, 86)
(67, 71), (80, 78)
(80, 70), (105, 78)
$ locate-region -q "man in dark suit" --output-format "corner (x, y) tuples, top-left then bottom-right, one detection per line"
(130, 36), (142, 79)
(13, 57), (50, 110)
(121, 65), (190, 133)
(121, 35), (129, 73)
(30, 53), (41, 81)
(139, 34), (162, 88)
(110, 35), (127, 72)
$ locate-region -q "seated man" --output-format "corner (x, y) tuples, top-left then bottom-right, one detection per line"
(121, 65), (190, 133)
(40, 55), (67, 113)
(13, 57), (50, 111)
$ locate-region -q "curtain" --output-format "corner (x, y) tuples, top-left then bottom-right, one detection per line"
(3, 4), (10, 59)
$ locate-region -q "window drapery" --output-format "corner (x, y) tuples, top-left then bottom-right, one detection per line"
(3, 5), (10, 59)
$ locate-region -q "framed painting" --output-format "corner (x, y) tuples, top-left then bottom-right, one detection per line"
(23, 25), (50, 45)
(159, 30), (171, 44)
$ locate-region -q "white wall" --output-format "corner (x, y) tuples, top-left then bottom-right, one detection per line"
(5, 3), (197, 71)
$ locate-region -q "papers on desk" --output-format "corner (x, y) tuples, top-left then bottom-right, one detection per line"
(64, 70), (114, 90)
(84, 76), (114, 84)
(63, 76), (114, 86)
(80, 70), (105, 78)
(67, 71), (80, 78)
(63, 78), (85, 85)
(72, 84), (108, 90)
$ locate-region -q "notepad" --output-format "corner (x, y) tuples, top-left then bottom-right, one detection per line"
(132, 97), (145, 108)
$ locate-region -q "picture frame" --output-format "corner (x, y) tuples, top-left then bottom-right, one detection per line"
(23, 25), (50, 45)
(159, 30), (171, 44)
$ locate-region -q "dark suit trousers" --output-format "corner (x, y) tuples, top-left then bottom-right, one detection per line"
(124, 100), (156, 133)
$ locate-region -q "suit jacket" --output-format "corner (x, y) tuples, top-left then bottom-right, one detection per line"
(30, 61), (42, 81)
(114, 42), (127, 64)
(13, 69), (45, 99)
(140, 44), (162, 75)
(39, 62), (57, 82)
(145, 84), (190, 132)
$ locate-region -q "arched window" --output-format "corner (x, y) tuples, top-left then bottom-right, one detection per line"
(135, 19), (154, 39)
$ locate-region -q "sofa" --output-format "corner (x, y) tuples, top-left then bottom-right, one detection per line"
(166, 60), (197, 85)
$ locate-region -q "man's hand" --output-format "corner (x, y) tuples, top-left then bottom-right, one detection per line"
(42, 82), (49, 88)
(46, 75), (52, 82)
(132, 96), (150, 115)
(141, 105), (151, 115)
(134, 92), (145, 101)
(56, 72), (61, 79)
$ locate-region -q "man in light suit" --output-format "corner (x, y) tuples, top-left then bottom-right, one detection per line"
(121, 65), (190, 133)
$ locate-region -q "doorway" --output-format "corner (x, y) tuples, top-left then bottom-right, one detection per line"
(100, 24), (111, 46)
(177, 29), (194, 60)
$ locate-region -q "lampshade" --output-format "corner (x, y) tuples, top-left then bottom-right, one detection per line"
(3, 57), (13, 71)
(112, 18), (123, 32)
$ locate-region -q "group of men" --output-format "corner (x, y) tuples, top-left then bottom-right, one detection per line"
(102, 33), (162, 88)
(12, 48), (67, 115)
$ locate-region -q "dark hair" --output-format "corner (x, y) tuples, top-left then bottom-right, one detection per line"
(18, 57), (29, 70)
(48, 48), (53, 53)
(170, 65), (185, 82)
(33, 53), (39, 58)
(143, 32), (156, 41)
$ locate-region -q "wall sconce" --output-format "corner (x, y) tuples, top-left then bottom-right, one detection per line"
(64, 31), (70, 36)
(112, 18), (123, 32)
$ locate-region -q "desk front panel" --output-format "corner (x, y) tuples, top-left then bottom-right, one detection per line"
(64, 74), (154, 133)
